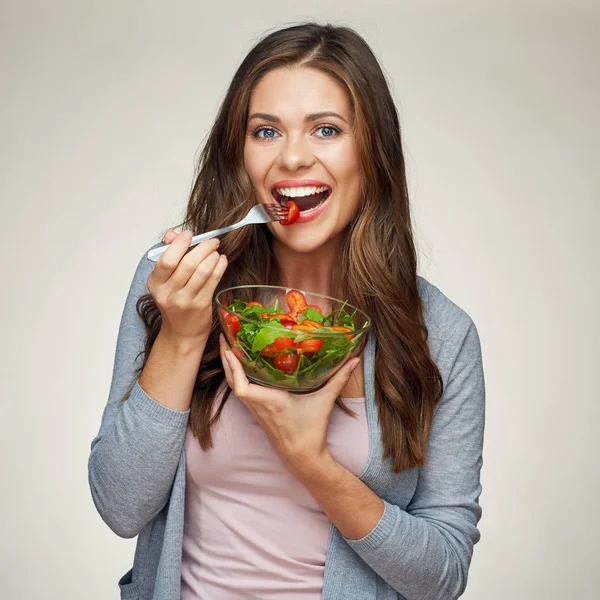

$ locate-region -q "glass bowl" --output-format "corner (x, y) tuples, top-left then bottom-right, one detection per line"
(215, 285), (371, 393)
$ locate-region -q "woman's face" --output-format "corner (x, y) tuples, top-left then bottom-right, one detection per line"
(243, 66), (362, 254)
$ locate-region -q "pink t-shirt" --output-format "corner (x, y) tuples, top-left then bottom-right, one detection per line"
(180, 383), (369, 599)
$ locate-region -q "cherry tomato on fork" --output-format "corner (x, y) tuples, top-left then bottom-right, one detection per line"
(279, 201), (299, 226)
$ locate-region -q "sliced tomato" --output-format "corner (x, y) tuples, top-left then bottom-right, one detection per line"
(300, 319), (322, 330)
(286, 289), (307, 314)
(259, 343), (279, 358)
(296, 339), (323, 354)
(225, 314), (241, 336)
(261, 313), (297, 326)
(273, 337), (297, 351)
(330, 326), (355, 340)
(279, 201), (299, 226)
(291, 324), (315, 333)
(273, 353), (299, 374)
(247, 301), (264, 308)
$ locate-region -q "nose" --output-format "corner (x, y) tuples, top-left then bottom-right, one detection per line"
(276, 133), (316, 172)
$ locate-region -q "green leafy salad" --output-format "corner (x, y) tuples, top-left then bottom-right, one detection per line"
(220, 289), (368, 387)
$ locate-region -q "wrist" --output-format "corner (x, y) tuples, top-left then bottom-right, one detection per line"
(286, 450), (338, 483)
(157, 328), (208, 357)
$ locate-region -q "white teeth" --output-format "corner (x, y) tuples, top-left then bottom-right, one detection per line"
(275, 185), (329, 197)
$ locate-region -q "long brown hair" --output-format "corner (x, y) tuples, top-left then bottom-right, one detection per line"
(125, 22), (443, 473)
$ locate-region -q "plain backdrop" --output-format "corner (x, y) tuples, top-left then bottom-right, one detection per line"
(1, 1), (598, 598)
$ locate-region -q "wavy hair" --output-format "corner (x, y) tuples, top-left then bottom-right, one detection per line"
(123, 22), (443, 473)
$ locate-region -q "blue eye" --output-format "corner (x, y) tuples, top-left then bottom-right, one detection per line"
(253, 127), (279, 139)
(316, 125), (340, 138)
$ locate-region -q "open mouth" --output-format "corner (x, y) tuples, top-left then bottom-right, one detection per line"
(272, 185), (332, 212)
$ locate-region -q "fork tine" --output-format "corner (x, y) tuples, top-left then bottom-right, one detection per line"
(263, 201), (289, 221)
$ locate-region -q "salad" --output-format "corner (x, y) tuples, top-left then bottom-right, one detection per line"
(220, 289), (367, 387)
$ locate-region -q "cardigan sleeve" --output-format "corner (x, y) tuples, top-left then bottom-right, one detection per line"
(88, 245), (190, 538)
(343, 315), (485, 600)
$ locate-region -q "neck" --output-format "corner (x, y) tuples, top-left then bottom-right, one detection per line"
(272, 235), (342, 297)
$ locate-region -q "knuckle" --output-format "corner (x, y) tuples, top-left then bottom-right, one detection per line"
(158, 258), (177, 271)
(195, 265), (211, 278)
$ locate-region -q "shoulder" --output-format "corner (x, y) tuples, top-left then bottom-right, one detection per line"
(416, 276), (482, 377)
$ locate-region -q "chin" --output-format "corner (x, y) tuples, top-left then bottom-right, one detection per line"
(273, 227), (330, 253)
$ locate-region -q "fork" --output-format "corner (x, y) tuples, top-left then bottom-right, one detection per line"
(146, 202), (289, 262)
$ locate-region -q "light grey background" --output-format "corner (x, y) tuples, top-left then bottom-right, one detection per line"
(1, 1), (598, 598)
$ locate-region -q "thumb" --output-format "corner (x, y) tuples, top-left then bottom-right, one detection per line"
(323, 358), (360, 397)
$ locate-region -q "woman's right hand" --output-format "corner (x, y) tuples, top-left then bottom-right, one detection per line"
(146, 229), (228, 346)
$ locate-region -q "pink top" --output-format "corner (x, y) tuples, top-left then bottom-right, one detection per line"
(180, 383), (369, 599)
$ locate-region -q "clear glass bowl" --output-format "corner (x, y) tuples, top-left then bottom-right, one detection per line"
(215, 285), (371, 393)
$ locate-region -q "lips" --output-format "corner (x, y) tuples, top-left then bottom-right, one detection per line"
(294, 191), (332, 223)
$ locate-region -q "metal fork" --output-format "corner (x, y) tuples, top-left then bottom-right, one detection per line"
(146, 202), (289, 262)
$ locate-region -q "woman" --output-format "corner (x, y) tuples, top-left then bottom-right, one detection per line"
(89, 22), (485, 600)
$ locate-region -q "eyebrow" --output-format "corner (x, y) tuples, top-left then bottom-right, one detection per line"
(248, 111), (349, 125)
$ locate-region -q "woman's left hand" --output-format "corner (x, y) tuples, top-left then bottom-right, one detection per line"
(219, 333), (360, 479)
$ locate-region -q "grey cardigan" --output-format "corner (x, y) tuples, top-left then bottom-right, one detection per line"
(88, 245), (485, 600)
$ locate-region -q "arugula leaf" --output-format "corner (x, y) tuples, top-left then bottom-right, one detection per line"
(228, 299), (247, 312)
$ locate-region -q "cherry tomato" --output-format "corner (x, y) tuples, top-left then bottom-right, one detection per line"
(273, 337), (297, 351)
(296, 339), (323, 354)
(247, 301), (264, 308)
(273, 353), (299, 374)
(330, 326), (355, 339)
(280, 201), (299, 226)
(286, 289), (307, 314)
(225, 313), (240, 336)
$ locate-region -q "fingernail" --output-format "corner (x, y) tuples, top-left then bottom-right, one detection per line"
(349, 359), (359, 372)
(212, 237), (220, 247)
(182, 230), (193, 239)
